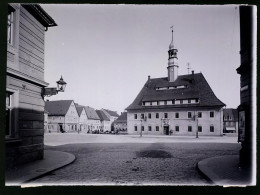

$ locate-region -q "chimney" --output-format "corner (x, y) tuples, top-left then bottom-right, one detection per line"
(192, 70), (194, 75)
(148, 75), (151, 81)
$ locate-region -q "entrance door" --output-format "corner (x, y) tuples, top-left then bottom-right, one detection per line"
(164, 126), (169, 135)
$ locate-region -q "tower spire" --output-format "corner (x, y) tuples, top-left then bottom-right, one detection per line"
(167, 26), (179, 82)
(169, 25), (174, 49)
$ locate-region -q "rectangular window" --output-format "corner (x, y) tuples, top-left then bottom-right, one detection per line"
(148, 126), (152, 131)
(188, 112), (192, 118)
(148, 113), (151, 119)
(134, 114), (137, 119)
(188, 99), (191, 103)
(210, 111), (214, 118)
(188, 126), (192, 132)
(156, 126), (159, 131)
(141, 126), (144, 131)
(164, 113), (168, 118)
(198, 126), (202, 132)
(142, 102), (145, 106)
(134, 126), (137, 131)
(157, 101), (160, 105)
(198, 112), (202, 118)
(210, 125), (214, 132)
(164, 100), (167, 105)
(156, 113), (159, 118)
(172, 100), (175, 104)
(175, 126), (179, 132)
(141, 114), (144, 119)
(180, 100), (183, 104)
(195, 99), (199, 103)
(150, 102), (152, 106)
(175, 112), (179, 118)
(7, 6), (15, 46)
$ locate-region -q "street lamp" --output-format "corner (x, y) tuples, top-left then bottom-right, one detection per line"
(56, 76), (67, 92)
(42, 76), (67, 97)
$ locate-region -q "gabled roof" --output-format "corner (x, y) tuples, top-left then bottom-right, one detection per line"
(75, 106), (84, 116)
(84, 106), (100, 120)
(126, 73), (225, 110)
(102, 109), (119, 117)
(96, 110), (110, 121)
(114, 112), (127, 123)
(45, 100), (74, 116)
(223, 108), (238, 121)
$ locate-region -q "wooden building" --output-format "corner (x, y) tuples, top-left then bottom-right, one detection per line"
(96, 110), (111, 133)
(126, 30), (225, 136)
(102, 108), (119, 131)
(223, 108), (238, 134)
(84, 106), (101, 133)
(45, 100), (79, 133)
(5, 4), (57, 168)
(114, 112), (127, 134)
(237, 6), (255, 175)
(75, 104), (88, 133)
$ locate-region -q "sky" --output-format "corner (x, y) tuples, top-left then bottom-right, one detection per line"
(41, 4), (240, 114)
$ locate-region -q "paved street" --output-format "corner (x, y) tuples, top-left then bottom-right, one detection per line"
(30, 134), (240, 185)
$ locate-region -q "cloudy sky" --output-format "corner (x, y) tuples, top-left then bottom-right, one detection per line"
(41, 4), (240, 113)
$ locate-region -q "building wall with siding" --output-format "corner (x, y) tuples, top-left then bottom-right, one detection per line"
(5, 4), (49, 168)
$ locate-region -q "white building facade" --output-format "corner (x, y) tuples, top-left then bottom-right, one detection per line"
(126, 29), (225, 136)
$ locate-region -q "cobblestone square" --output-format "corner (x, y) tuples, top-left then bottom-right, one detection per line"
(28, 134), (240, 185)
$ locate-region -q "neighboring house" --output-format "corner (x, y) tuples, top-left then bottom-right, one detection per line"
(75, 104), (88, 133)
(223, 108), (238, 134)
(114, 112), (127, 134)
(45, 100), (79, 133)
(96, 110), (111, 133)
(102, 108), (119, 131)
(126, 30), (225, 136)
(84, 106), (101, 133)
(5, 4), (57, 168)
(44, 109), (49, 133)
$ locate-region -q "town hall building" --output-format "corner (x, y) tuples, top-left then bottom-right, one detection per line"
(126, 29), (225, 136)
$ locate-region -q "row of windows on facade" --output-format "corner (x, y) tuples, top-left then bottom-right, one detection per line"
(134, 125), (215, 132)
(48, 124), (108, 130)
(223, 116), (233, 120)
(142, 99), (199, 106)
(155, 85), (187, 90)
(134, 111), (215, 120)
(224, 121), (236, 126)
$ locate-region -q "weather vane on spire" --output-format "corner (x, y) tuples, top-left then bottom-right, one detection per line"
(170, 25), (174, 43)
(170, 25), (174, 31)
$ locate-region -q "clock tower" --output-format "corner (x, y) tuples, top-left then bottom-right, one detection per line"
(167, 27), (179, 82)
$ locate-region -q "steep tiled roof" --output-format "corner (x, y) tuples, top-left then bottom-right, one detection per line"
(84, 106), (100, 120)
(96, 110), (110, 121)
(45, 100), (74, 116)
(102, 109), (119, 117)
(114, 112), (127, 123)
(126, 73), (225, 110)
(223, 108), (238, 121)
